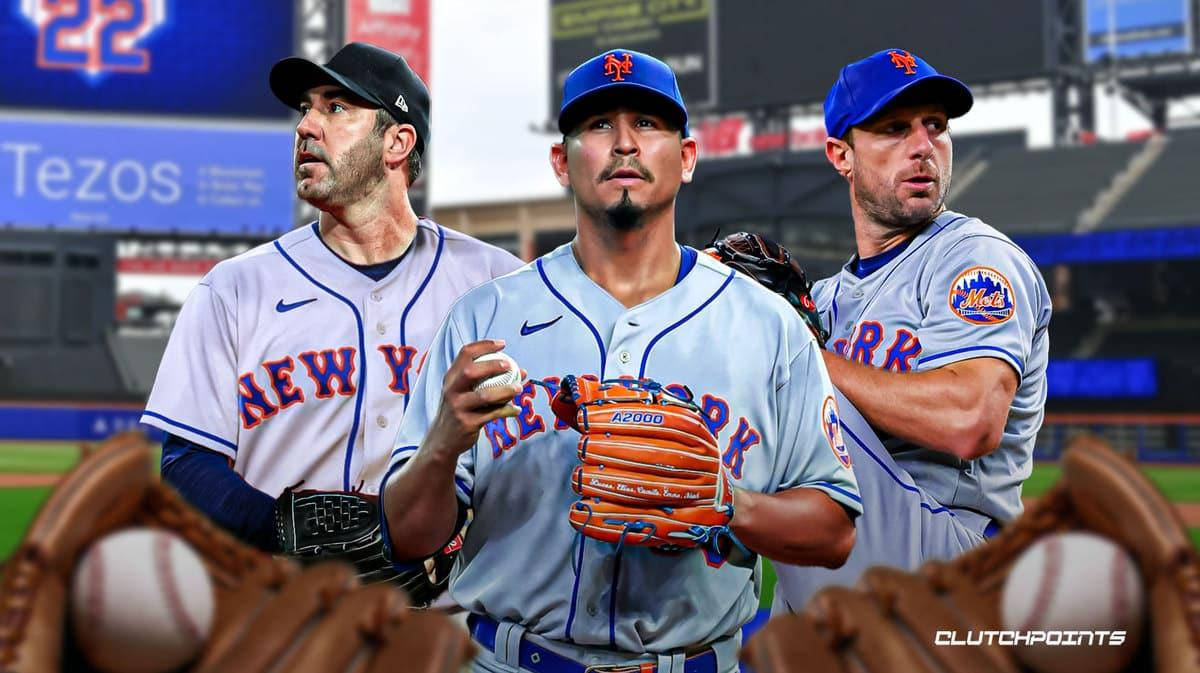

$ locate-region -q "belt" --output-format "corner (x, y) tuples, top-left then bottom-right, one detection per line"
(983, 520), (1001, 538)
(467, 614), (718, 673)
(949, 506), (1001, 539)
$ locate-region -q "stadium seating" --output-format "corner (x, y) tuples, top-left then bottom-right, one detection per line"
(1102, 129), (1200, 229)
(0, 344), (128, 400)
(682, 130), (1200, 253)
(947, 142), (1141, 234)
(108, 334), (170, 395)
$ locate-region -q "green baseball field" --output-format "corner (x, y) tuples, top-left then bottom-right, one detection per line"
(1, 441), (1197, 611)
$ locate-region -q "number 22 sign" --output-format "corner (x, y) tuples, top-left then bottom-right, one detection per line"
(22, 0), (166, 75)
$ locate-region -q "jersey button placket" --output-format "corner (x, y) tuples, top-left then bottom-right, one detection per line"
(611, 312), (642, 377)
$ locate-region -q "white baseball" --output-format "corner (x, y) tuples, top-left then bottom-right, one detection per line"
(71, 527), (215, 673)
(1001, 531), (1144, 673)
(473, 352), (522, 391)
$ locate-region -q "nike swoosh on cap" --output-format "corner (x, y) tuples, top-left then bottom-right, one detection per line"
(520, 315), (563, 336)
(276, 298), (318, 313)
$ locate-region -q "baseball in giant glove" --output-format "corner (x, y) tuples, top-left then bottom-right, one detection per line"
(0, 431), (474, 673)
(548, 376), (747, 563)
(273, 489), (458, 607)
(742, 435), (1200, 673)
(704, 231), (829, 348)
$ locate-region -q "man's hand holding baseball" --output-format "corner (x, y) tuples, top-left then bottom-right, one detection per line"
(424, 339), (523, 460)
(383, 339), (523, 561)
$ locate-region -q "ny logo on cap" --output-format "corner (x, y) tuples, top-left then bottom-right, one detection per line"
(395, 94), (408, 112)
(889, 50), (918, 75)
(603, 52), (633, 81)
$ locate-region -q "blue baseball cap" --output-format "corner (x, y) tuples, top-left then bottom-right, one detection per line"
(824, 49), (973, 140)
(558, 49), (689, 137)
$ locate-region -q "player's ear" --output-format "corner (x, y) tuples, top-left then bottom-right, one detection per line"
(680, 135), (698, 184)
(383, 124), (418, 170)
(826, 135), (853, 180)
(549, 141), (571, 188)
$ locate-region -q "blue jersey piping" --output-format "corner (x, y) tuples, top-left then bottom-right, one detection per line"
(839, 420), (955, 516)
(608, 549), (623, 647)
(564, 537), (587, 641)
(141, 411), (237, 452)
(275, 240), (367, 491)
(835, 215), (966, 338)
(638, 268), (736, 378)
(812, 480), (863, 504)
(537, 258), (607, 376)
(399, 222), (446, 409)
(917, 345), (1024, 376)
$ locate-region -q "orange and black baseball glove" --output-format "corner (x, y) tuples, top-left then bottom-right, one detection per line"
(548, 376), (747, 563)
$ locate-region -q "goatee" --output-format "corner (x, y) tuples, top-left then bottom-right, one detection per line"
(604, 190), (644, 231)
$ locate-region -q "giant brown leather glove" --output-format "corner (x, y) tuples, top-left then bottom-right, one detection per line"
(743, 435), (1200, 673)
(0, 432), (474, 673)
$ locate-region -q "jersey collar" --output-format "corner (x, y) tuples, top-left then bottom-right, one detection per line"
(841, 210), (962, 281)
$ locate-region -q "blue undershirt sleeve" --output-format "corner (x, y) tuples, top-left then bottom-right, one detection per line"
(160, 433), (280, 552)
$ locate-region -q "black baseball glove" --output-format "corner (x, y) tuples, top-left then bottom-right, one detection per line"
(704, 232), (829, 347)
(274, 489), (456, 607)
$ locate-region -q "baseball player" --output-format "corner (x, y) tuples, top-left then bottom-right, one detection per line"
(381, 49), (861, 672)
(770, 49), (1052, 611)
(139, 43), (521, 594)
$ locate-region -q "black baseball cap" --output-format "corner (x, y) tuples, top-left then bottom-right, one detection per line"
(270, 42), (431, 156)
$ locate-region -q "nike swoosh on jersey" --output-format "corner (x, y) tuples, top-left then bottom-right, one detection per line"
(520, 315), (563, 336)
(276, 298), (318, 313)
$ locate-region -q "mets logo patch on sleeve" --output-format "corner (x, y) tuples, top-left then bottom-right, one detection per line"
(821, 396), (851, 469)
(948, 266), (1015, 325)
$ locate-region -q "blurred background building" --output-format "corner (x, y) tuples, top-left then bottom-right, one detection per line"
(1, 0), (1197, 459)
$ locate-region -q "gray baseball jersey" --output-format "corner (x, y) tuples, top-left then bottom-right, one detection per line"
(384, 244), (860, 654)
(771, 210), (1050, 612)
(141, 219), (521, 496)
(771, 389), (989, 611)
(812, 210), (1050, 526)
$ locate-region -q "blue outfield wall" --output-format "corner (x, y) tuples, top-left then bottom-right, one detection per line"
(1013, 226), (1200, 265)
(1046, 358), (1157, 398)
(0, 403), (163, 442)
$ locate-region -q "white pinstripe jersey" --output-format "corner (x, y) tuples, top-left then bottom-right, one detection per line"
(141, 219), (521, 496)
